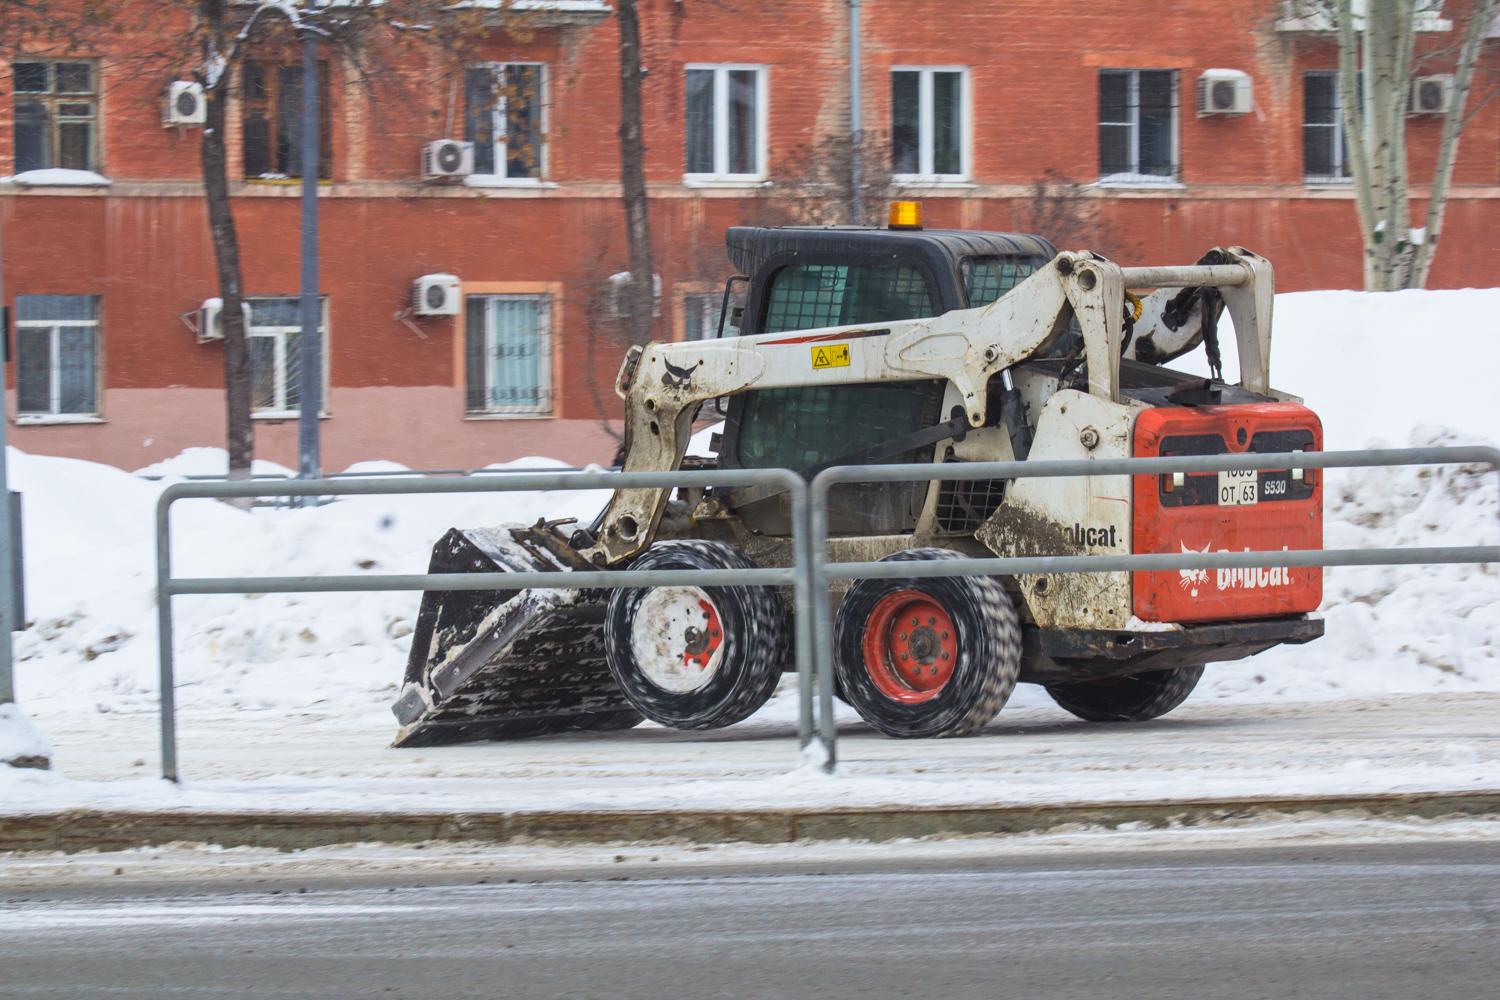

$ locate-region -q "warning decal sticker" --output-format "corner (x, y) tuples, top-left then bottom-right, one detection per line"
(811, 343), (851, 369)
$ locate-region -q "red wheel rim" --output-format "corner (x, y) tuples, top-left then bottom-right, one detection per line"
(861, 589), (959, 704)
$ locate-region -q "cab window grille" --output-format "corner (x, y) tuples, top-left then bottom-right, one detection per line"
(763, 263), (934, 333)
(963, 256), (1036, 308)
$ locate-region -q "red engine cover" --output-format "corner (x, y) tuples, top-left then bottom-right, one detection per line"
(1132, 403), (1323, 623)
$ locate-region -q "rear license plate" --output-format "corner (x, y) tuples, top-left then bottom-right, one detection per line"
(1218, 469), (1258, 506)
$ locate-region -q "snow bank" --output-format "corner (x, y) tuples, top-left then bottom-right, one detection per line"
(5, 290), (1498, 739)
(4, 168), (111, 187)
(0, 703), (51, 768)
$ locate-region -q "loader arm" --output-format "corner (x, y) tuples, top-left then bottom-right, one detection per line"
(583, 247), (1274, 566)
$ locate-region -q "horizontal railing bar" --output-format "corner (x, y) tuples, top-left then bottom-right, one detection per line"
(168, 566), (797, 596)
(823, 545), (1500, 582)
(1119, 264), (1250, 288)
(162, 466), (802, 502)
(813, 446), (1500, 488)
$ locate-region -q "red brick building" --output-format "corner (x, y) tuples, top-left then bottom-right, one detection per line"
(3, 1), (1498, 471)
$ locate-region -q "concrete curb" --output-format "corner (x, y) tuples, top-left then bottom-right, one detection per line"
(3, 789), (1497, 854)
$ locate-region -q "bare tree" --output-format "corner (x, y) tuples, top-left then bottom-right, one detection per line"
(615, 0), (656, 347)
(751, 130), (895, 226)
(1011, 169), (1133, 257)
(1322, 0), (1498, 289)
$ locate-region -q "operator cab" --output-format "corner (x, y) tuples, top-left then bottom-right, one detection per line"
(715, 215), (1057, 535)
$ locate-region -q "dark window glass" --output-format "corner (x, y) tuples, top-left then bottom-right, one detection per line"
(685, 69), (715, 173)
(54, 62), (92, 93)
(727, 69), (757, 175)
(15, 295), (100, 416)
(241, 62), (331, 179)
(14, 101), (50, 173)
(1137, 70), (1176, 177)
(57, 326), (97, 413)
(11, 61), (97, 173)
(249, 336), (278, 411)
(505, 64), (542, 178)
(1302, 71), (1350, 180)
(16, 295), (97, 322)
(16, 328), (52, 414)
(1098, 69), (1176, 178)
(464, 67), (497, 175)
(13, 62), (48, 92)
(932, 71), (962, 175)
(891, 71), (920, 174)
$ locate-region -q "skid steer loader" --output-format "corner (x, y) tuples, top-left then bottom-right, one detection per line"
(392, 209), (1323, 746)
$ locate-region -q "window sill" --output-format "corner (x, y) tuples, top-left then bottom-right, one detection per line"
(3, 169), (111, 188)
(1093, 177), (1185, 190)
(463, 176), (557, 189)
(1303, 177), (1353, 187)
(242, 177), (335, 186)
(12, 414), (106, 426)
(682, 177), (771, 190)
(892, 177), (975, 189)
(253, 411), (332, 422)
(464, 411), (554, 421)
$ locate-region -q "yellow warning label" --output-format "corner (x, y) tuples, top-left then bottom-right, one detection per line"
(811, 343), (850, 369)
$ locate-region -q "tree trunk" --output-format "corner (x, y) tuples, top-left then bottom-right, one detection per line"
(200, 1), (254, 484)
(615, 0), (655, 346)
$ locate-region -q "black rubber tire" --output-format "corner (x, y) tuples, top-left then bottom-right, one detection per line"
(1045, 665), (1204, 722)
(605, 540), (786, 730)
(834, 548), (1021, 738)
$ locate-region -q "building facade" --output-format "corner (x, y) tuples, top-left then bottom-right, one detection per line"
(3, 0), (1498, 471)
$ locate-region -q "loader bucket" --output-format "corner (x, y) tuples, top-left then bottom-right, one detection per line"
(390, 525), (641, 747)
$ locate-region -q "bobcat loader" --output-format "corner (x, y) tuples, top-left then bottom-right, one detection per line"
(392, 212), (1323, 745)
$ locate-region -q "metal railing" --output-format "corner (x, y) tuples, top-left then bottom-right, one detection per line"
(150, 445), (1499, 782)
(154, 468), (811, 782)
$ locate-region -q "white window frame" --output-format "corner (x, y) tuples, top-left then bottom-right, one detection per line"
(683, 63), (768, 184)
(1303, 70), (1350, 185)
(890, 66), (971, 183)
(471, 61), (548, 184)
(248, 297), (329, 419)
(14, 297), (100, 420)
(468, 294), (553, 417)
(1098, 68), (1180, 186)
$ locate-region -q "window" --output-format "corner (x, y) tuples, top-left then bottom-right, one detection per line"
(685, 65), (766, 180)
(242, 62), (332, 179)
(961, 256), (1038, 308)
(11, 60), (98, 174)
(1303, 71), (1351, 183)
(15, 295), (100, 418)
(465, 295), (552, 415)
(1098, 69), (1178, 182)
(465, 64), (546, 179)
(683, 291), (741, 340)
(762, 264), (935, 334)
(247, 297), (327, 415)
(891, 68), (967, 180)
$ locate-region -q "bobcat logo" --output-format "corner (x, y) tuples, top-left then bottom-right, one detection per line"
(1178, 541), (1211, 597)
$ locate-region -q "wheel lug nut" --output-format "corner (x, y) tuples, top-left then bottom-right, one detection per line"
(941, 652), (950, 661)
(928, 617), (936, 625)
(941, 631), (949, 640)
(899, 632), (908, 640)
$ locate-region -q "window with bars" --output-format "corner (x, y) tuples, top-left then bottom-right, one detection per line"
(962, 256), (1037, 307)
(465, 295), (552, 415)
(465, 63), (546, 179)
(1303, 71), (1352, 183)
(1098, 69), (1178, 182)
(891, 68), (966, 180)
(15, 295), (100, 417)
(11, 60), (98, 174)
(247, 297), (327, 416)
(685, 65), (765, 179)
(241, 62), (332, 179)
(762, 264), (935, 334)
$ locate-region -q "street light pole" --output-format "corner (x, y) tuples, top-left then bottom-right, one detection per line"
(297, 28), (322, 500)
(0, 220), (14, 705)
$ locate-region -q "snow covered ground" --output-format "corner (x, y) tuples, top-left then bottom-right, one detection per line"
(1, 288), (1497, 811)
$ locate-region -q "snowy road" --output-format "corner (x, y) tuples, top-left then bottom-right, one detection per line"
(10, 690), (1499, 814)
(1, 840), (1496, 999)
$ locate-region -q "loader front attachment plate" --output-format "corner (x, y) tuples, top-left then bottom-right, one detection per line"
(391, 525), (640, 747)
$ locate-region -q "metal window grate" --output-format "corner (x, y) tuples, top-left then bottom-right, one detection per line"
(963, 256), (1036, 307)
(934, 462), (1007, 534)
(763, 264), (933, 334)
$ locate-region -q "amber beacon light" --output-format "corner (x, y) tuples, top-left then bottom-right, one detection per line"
(887, 200), (923, 229)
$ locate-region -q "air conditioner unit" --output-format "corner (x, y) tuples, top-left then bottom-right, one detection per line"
(606, 271), (662, 319)
(198, 298), (250, 343)
(1409, 74), (1454, 115)
(422, 140), (474, 181)
(1197, 70), (1252, 116)
(413, 274), (461, 316)
(164, 81), (206, 126)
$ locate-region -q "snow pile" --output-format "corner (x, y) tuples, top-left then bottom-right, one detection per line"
(0, 703), (51, 769)
(2, 169), (111, 187)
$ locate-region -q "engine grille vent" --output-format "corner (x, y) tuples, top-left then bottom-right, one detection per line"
(934, 464), (1007, 534)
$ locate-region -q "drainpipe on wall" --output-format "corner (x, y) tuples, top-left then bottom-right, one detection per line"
(297, 28), (322, 500)
(0, 219), (12, 707)
(849, 0), (863, 225)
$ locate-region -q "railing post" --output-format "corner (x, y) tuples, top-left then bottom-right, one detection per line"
(809, 474), (838, 772)
(788, 474), (816, 750)
(156, 492), (179, 783)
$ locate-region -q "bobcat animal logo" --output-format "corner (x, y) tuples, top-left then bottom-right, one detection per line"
(1177, 541), (1212, 597)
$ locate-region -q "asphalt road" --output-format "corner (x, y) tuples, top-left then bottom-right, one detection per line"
(1, 840), (1496, 999)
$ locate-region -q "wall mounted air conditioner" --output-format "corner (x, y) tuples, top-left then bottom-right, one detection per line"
(1197, 70), (1253, 116)
(164, 81), (207, 126)
(413, 274), (461, 316)
(197, 298), (250, 343)
(422, 140), (475, 181)
(1409, 74), (1454, 115)
(606, 271), (662, 319)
